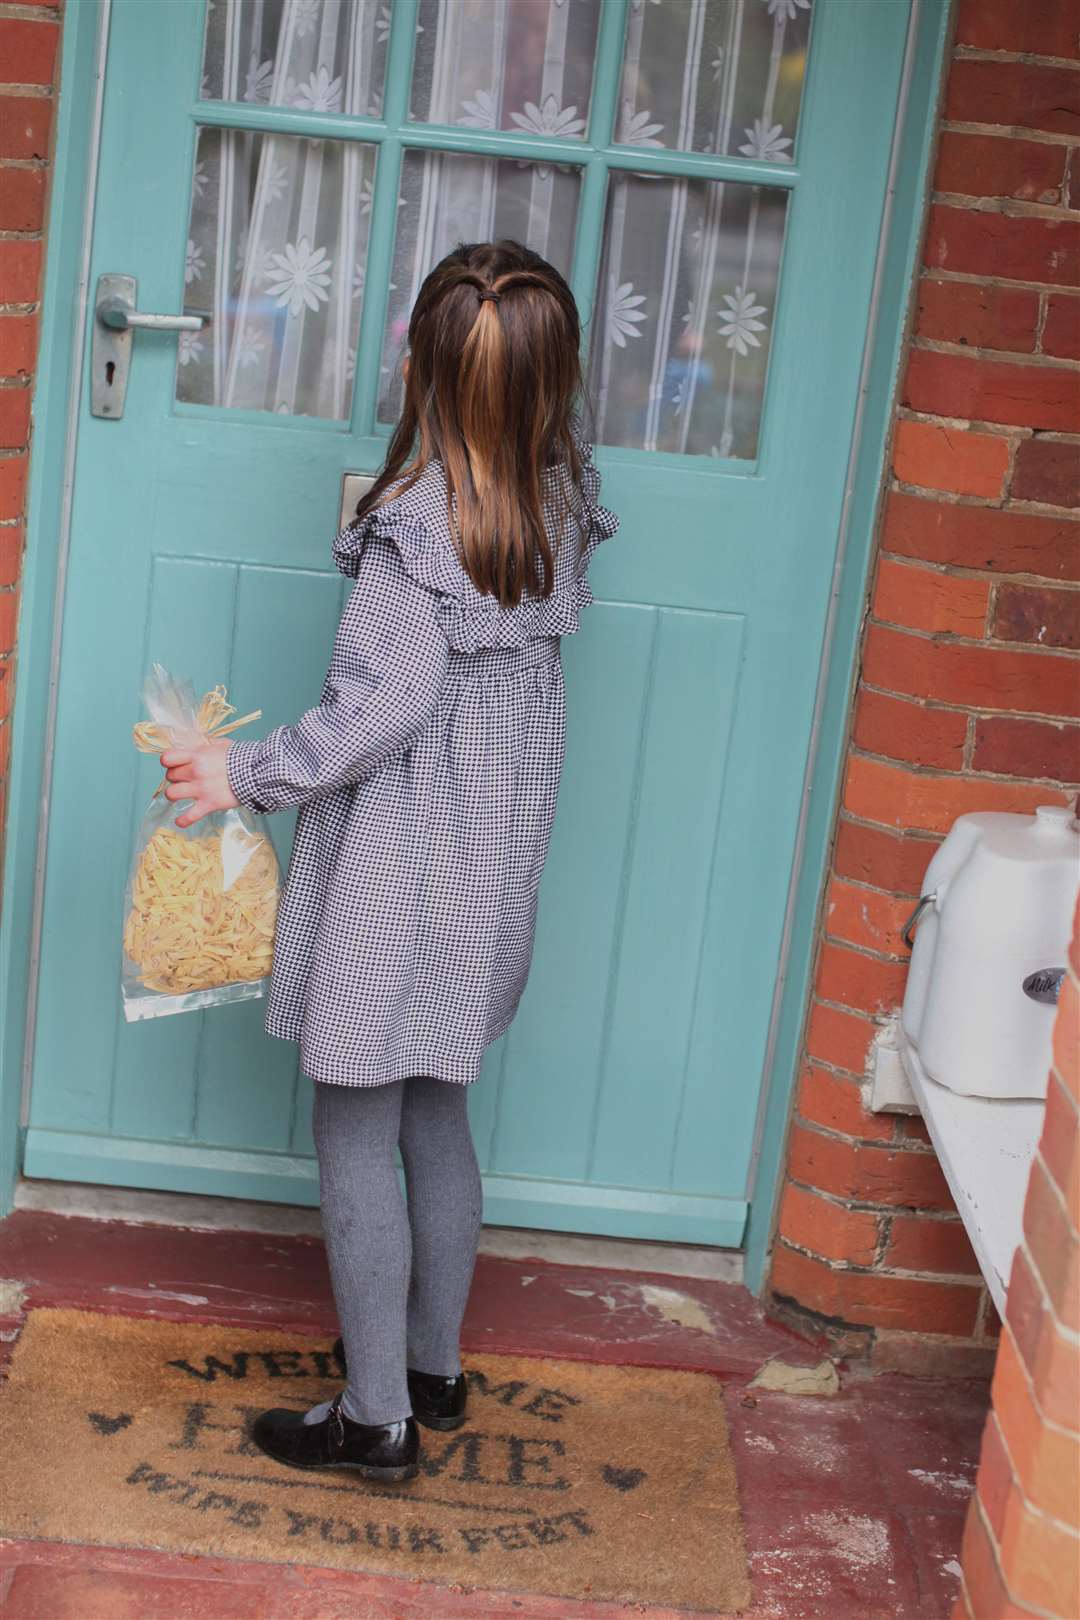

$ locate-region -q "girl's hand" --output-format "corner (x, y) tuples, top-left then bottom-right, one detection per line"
(160, 738), (239, 828)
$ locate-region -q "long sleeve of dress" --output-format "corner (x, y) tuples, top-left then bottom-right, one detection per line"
(225, 535), (450, 814)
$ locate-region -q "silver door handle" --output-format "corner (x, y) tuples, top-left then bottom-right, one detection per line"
(99, 299), (205, 333)
(91, 272), (207, 419)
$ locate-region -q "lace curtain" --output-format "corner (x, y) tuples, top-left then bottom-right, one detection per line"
(181, 0), (811, 456)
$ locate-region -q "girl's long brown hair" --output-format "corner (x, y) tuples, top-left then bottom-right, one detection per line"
(355, 240), (589, 608)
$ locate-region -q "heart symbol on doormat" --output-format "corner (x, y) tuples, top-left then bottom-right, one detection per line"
(601, 1463), (647, 1492)
(88, 1411), (133, 1436)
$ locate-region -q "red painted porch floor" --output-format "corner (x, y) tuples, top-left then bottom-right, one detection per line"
(0, 1209), (990, 1618)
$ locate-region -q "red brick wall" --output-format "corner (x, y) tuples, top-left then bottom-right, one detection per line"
(769, 0), (1079, 1371)
(0, 0), (60, 860)
(956, 896), (1080, 1620)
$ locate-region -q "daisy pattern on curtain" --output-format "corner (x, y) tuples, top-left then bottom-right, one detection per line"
(592, 0), (811, 456)
(377, 0), (601, 423)
(184, 0), (811, 451)
(181, 0), (388, 420)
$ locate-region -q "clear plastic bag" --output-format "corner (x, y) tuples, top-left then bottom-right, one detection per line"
(121, 664), (281, 1023)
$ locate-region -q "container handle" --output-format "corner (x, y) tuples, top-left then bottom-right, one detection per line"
(902, 891), (937, 951)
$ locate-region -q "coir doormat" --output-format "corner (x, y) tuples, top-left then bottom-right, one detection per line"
(0, 1309), (750, 1613)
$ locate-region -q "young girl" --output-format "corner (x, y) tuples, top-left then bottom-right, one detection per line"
(160, 240), (619, 1483)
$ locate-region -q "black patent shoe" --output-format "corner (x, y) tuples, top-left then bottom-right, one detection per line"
(251, 1395), (419, 1481)
(332, 1336), (467, 1432)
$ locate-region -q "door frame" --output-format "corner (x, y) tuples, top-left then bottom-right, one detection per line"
(0, 0), (954, 1289)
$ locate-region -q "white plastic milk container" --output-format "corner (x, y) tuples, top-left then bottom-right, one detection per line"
(902, 805), (1079, 1100)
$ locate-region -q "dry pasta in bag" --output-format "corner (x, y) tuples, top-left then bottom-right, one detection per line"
(121, 664), (281, 1022)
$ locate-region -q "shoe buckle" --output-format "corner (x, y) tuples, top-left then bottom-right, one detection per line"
(328, 1396), (346, 1451)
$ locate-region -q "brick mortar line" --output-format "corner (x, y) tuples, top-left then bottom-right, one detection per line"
(1048, 1063), (1080, 1122)
(825, 864), (941, 904)
(803, 1051), (879, 1089)
(872, 1212), (893, 1269)
(952, 45), (1080, 70)
(932, 189), (1080, 221)
(836, 799), (1055, 870)
(889, 486), (1080, 525)
(1035, 286), (1052, 356)
(988, 1417), (1080, 1543)
(955, 1574), (976, 1620)
(895, 406), (1034, 437)
(0, 158), (48, 172)
(1002, 428), (1019, 501)
(816, 907), (919, 933)
(793, 1113), (936, 1157)
(893, 411), (1080, 456)
(835, 810), (942, 845)
(798, 1049), (884, 1086)
(798, 1047), (871, 1087)
(786, 1174), (965, 1222)
(776, 1234), (982, 1286)
(822, 923), (909, 963)
(972, 1285), (999, 1342)
(815, 864), (926, 907)
(0, 304), (36, 315)
(860, 653), (1080, 708)
(888, 484), (1080, 523)
(864, 612), (1080, 664)
(0, 232), (45, 242)
(887, 478), (1080, 517)
(1014, 1237), (1080, 1349)
(1018, 1238), (1080, 1351)
(849, 738), (1080, 785)
(879, 549), (1080, 593)
(937, 117), (1080, 148)
(969, 1495), (1061, 1620)
(0, 84), (54, 101)
(910, 335), (1080, 369)
(1032, 1147), (1080, 1236)
(997, 1322), (1080, 1452)
(917, 264), (1080, 294)
(810, 994), (902, 1026)
(897, 408), (1080, 447)
(816, 932), (912, 969)
(854, 735), (1080, 777)
(858, 679), (1080, 720)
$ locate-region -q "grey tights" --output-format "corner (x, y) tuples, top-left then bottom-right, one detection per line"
(311, 1075), (483, 1426)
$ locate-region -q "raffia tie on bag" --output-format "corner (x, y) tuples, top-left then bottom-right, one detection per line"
(124, 683), (279, 997)
(132, 684), (262, 795)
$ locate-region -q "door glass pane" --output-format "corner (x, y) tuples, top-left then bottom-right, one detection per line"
(618, 0), (811, 159)
(177, 126), (377, 420)
(588, 173), (787, 459)
(410, 0), (601, 139)
(201, 0), (389, 117)
(377, 152), (581, 423)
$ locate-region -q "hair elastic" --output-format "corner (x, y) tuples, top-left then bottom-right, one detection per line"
(478, 289), (501, 304)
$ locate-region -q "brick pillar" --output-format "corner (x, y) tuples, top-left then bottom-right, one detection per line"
(769, 0), (1079, 1372)
(955, 896), (1080, 1619)
(0, 0), (61, 870)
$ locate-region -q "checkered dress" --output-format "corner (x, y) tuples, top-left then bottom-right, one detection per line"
(226, 436), (619, 1087)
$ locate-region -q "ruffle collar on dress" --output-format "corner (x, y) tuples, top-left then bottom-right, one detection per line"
(332, 439), (619, 654)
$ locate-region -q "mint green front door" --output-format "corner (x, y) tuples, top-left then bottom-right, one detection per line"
(25, 0), (910, 1245)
